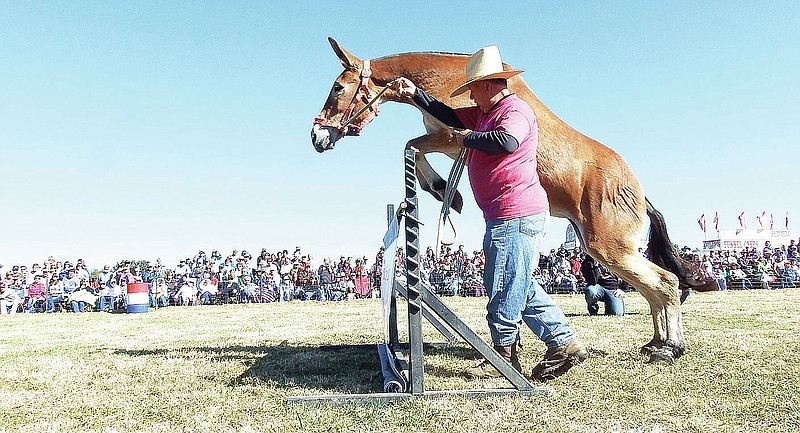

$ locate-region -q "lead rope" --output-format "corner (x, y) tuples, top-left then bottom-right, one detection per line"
(435, 146), (469, 257)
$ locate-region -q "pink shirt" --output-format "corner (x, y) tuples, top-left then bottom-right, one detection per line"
(455, 94), (548, 220)
(27, 282), (46, 300)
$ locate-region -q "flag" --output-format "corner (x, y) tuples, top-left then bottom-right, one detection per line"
(787, 211), (791, 229)
(697, 214), (706, 232)
(738, 212), (747, 229)
(770, 213), (774, 230)
(713, 212), (719, 231)
(756, 211), (766, 228)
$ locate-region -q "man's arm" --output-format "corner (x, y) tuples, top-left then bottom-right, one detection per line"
(395, 78), (519, 155)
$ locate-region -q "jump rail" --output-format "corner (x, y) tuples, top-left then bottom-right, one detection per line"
(288, 150), (544, 403)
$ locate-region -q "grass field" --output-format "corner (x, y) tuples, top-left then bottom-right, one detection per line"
(1, 289), (798, 433)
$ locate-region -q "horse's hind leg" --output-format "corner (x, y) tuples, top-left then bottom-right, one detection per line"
(582, 224), (684, 364)
(612, 253), (684, 364)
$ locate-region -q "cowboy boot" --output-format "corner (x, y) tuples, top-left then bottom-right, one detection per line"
(464, 344), (522, 379)
(530, 338), (589, 382)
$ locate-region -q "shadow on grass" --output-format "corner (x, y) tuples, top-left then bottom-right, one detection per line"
(564, 312), (644, 318)
(112, 341), (489, 395)
(113, 342), (382, 394)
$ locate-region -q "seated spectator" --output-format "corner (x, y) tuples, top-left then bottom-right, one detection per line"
(199, 278), (218, 305)
(0, 280), (21, 314)
(70, 280), (96, 313)
(728, 264), (753, 290)
(779, 262), (798, 288)
(25, 275), (48, 313)
(553, 268), (578, 295)
(97, 280), (114, 312)
(252, 276), (277, 303)
(111, 278), (126, 310)
(236, 275), (257, 303)
(581, 255), (625, 316)
(62, 269), (80, 296)
(328, 273), (348, 301)
(176, 278), (197, 306)
(151, 277), (170, 308)
(428, 264), (446, 294)
(278, 275), (295, 302)
(46, 276), (65, 313)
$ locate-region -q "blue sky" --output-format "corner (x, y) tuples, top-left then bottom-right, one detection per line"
(1, 1), (798, 268)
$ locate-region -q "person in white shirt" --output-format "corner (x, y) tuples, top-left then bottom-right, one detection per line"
(176, 279), (197, 306)
(0, 281), (21, 314)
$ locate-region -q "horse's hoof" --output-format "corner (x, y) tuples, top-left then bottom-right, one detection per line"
(648, 349), (675, 365)
(663, 340), (686, 359)
(640, 339), (661, 355)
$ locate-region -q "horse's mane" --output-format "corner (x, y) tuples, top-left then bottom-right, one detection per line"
(376, 52), (470, 61)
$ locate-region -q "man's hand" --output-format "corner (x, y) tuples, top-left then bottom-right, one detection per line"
(451, 128), (470, 147)
(392, 77), (417, 99)
(613, 289), (626, 298)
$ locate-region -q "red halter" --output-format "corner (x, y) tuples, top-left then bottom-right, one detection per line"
(313, 60), (381, 136)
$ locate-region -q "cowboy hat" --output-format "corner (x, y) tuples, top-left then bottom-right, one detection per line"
(450, 45), (524, 97)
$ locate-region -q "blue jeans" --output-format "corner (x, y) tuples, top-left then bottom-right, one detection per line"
(483, 213), (576, 348)
(70, 301), (86, 313)
(98, 295), (114, 311)
(46, 295), (65, 312)
(584, 284), (625, 316)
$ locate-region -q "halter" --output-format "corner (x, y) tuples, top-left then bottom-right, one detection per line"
(314, 60), (391, 136)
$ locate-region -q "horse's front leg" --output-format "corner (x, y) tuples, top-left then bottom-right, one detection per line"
(405, 130), (464, 213)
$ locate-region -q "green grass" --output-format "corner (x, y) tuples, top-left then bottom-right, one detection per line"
(1, 290), (798, 432)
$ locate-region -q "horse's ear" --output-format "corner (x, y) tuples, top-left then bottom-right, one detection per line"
(328, 37), (362, 70)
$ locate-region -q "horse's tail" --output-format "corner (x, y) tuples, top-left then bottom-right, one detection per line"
(645, 198), (717, 292)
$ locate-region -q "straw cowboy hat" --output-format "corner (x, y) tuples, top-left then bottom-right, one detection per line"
(450, 45), (524, 97)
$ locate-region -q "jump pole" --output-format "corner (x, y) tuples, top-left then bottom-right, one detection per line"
(287, 150), (545, 403)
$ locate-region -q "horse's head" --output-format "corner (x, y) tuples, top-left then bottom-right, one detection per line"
(312, 38), (385, 153)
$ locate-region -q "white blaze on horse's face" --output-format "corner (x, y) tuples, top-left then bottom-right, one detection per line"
(311, 123), (341, 153)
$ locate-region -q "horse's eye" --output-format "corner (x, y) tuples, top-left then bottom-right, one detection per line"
(333, 83), (344, 93)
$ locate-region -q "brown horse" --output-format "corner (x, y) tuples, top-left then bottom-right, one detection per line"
(311, 37), (704, 364)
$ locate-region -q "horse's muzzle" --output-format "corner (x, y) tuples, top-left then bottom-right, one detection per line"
(311, 124), (340, 153)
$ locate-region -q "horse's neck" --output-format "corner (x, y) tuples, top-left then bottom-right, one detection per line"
(374, 53), (467, 105)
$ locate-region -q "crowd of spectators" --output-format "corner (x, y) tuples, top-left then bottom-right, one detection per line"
(680, 239), (799, 290)
(2, 237), (798, 315)
(0, 247), (374, 314)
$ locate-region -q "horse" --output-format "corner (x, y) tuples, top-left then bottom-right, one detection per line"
(311, 37), (707, 365)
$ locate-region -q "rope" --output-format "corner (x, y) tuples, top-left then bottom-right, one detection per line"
(339, 79), (398, 130)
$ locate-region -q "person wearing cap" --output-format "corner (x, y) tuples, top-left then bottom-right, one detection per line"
(393, 45), (586, 381)
(581, 255), (626, 316)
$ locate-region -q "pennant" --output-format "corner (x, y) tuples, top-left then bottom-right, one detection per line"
(756, 211), (766, 228)
(770, 213), (774, 230)
(697, 214), (706, 232)
(713, 212), (719, 231)
(787, 211), (791, 229)
(738, 212), (747, 229)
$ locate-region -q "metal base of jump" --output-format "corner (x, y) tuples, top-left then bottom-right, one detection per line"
(288, 150), (545, 403)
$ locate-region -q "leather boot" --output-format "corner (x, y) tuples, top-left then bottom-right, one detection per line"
(464, 344), (522, 379)
(530, 338), (589, 382)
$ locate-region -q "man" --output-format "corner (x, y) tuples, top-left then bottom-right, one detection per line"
(580, 255), (625, 316)
(779, 262), (799, 288)
(25, 274), (47, 313)
(394, 46), (586, 381)
(98, 265), (113, 288)
(553, 267), (578, 295)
